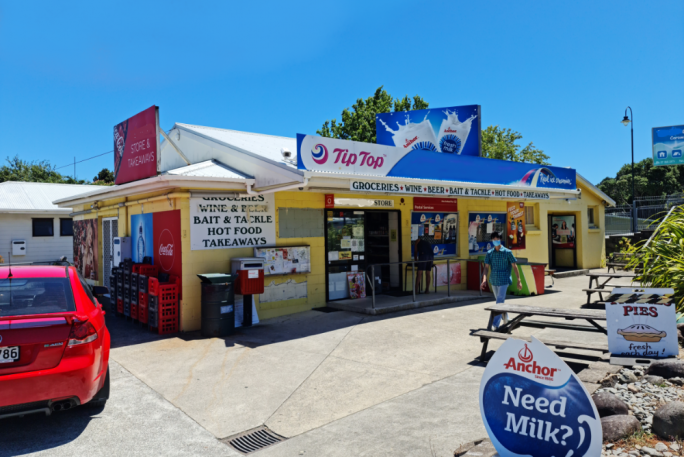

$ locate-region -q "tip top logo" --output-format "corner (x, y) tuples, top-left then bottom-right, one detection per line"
(504, 343), (559, 380)
(312, 144), (328, 165)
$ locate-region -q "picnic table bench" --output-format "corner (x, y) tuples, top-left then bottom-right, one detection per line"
(607, 252), (643, 273)
(473, 304), (607, 362)
(582, 272), (637, 304)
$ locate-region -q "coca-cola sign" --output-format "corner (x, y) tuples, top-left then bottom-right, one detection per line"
(114, 106), (160, 185)
(157, 228), (175, 271)
(152, 210), (182, 298)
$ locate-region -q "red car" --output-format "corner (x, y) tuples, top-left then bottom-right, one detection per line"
(0, 265), (110, 419)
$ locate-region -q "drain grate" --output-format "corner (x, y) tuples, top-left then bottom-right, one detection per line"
(222, 426), (285, 454)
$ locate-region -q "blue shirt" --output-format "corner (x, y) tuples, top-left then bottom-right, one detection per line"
(484, 247), (517, 286)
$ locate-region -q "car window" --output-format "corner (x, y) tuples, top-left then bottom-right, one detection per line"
(0, 278), (76, 317)
(77, 275), (98, 307)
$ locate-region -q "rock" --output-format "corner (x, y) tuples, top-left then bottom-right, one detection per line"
(655, 443), (668, 452)
(640, 447), (663, 457)
(663, 452), (672, 457)
(647, 360), (684, 379)
(669, 377), (683, 386)
(601, 415), (642, 442)
(620, 371), (639, 383)
(594, 392), (630, 417)
(644, 375), (666, 385)
(602, 374), (620, 388)
(652, 401), (684, 439)
(628, 384), (640, 393)
(670, 443), (680, 452)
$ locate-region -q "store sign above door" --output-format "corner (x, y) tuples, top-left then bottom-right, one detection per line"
(325, 195), (394, 208)
(297, 134), (576, 190)
(114, 106), (160, 185)
(413, 197), (457, 212)
(350, 180), (552, 200)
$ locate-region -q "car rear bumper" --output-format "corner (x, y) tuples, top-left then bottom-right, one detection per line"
(0, 354), (105, 408)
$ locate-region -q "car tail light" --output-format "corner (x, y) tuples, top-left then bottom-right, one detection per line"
(68, 321), (98, 346)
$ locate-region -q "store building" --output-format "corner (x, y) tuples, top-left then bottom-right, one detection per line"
(55, 118), (615, 332)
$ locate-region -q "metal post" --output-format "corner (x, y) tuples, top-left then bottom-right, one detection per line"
(371, 265), (375, 310)
(411, 261), (415, 302)
(478, 261), (483, 297)
(447, 259), (450, 297)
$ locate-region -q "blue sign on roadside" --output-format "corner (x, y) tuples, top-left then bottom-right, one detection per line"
(652, 125), (684, 167)
(479, 337), (602, 457)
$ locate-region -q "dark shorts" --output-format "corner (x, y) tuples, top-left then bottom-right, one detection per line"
(417, 260), (433, 271)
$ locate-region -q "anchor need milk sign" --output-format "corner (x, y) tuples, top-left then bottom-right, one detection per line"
(479, 337), (602, 457)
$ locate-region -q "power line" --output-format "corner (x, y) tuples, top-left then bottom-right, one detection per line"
(55, 150), (113, 170)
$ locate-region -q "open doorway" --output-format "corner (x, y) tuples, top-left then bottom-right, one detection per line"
(548, 214), (577, 269)
(325, 209), (402, 301)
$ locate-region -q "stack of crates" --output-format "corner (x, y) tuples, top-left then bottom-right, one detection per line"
(123, 259), (132, 317)
(137, 264), (158, 325)
(148, 275), (179, 334)
(110, 267), (120, 315)
(130, 266), (139, 320)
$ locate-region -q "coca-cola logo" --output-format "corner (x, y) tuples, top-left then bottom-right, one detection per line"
(158, 228), (175, 271)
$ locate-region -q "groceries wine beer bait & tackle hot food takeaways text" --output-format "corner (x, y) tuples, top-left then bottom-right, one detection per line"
(605, 288), (678, 359)
(479, 337), (602, 457)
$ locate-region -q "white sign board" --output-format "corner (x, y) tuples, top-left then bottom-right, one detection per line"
(350, 180), (551, 200)
(334, 197), (394, 208)
(606, 288), (678, 358)
(479, 336), (602, 457)
(190, 194), (276, 250)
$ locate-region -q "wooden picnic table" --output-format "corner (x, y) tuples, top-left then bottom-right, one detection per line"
(583, 272), (638, 304)
(473, 304), (607, 362)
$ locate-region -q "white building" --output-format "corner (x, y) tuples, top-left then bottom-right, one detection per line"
(0, 181), (94, 264)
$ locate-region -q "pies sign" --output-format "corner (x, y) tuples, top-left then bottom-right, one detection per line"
(480, 337), (602, 457)
(605, 288), (678, 358)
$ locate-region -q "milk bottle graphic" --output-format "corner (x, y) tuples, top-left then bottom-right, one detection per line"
(137, 225), (145, 262)
(377, 112), (439, 152)
(437, 110), (477, 154)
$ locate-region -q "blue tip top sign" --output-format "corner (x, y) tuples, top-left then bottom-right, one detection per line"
(479, 337), (602, 457)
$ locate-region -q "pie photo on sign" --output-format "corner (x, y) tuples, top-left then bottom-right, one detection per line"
(617, 324), (667, 342)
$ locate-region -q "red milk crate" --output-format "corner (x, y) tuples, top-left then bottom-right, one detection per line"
(132, 264), (141, 274)
(130, 303), (138, 321)
(138, 292), (149, 324)
(117, 299), (123, 314)
(159, 302), (178, 319)
(158, 315), (178, 335)
(139, 265), (159, 278)
(159, 284), (178, 304)
(148, 277), (160, 296)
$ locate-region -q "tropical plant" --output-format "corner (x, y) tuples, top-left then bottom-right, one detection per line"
(625, 205), (684, 311)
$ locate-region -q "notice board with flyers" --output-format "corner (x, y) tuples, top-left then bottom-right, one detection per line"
(254, 246), (311, 276)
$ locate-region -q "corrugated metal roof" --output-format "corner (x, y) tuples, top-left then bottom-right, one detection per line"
(176, 124), (298, 169)
(163, 160), (252, 179)
(0, 181), (94, 212)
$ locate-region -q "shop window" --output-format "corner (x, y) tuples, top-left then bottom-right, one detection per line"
(60, 218), (74, 236)
(524, 206), (535, 226)
(588, 207), (598, 228)
(279, 208), (324, 238)
(32, 218), (54, 237)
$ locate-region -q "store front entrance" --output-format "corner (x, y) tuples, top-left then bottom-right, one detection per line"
(325, 209), (402, 301)
(548, 214), (577, 269)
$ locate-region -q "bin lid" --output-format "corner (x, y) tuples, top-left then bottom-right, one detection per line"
(197, 273), (234, 284)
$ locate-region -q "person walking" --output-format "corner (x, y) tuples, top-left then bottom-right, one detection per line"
(480, 231), (522, 328)
(414, 236), (434, 294)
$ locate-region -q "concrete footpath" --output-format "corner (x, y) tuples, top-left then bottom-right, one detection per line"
(7, 269), (637, 456)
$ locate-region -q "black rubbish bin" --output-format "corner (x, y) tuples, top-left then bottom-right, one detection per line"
(197, 274), (235, 338)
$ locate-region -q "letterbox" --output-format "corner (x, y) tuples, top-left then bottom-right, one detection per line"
(231, 257), (265, 295)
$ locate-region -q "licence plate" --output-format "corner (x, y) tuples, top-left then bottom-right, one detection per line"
(0, 346), (19, 363)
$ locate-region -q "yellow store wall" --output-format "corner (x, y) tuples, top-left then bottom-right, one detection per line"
(75, 182), (606, 331)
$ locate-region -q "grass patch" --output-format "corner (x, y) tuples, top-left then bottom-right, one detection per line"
(613, 430), (660, 449)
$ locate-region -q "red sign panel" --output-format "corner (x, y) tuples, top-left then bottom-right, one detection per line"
(413, 197), (458, 212)
(324, 194), (334, 208)
(153, 210), (182, 298)
(114, 106), (159, 185)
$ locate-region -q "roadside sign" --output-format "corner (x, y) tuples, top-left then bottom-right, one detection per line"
(479, 336), (602, 457)
(605, 288), (678, 358)
(652, 125), (684, 167)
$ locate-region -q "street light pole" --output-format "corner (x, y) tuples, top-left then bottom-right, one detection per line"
(621, 107), (636, 233)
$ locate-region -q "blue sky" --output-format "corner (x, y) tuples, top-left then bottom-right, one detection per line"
(1, 1), (682, 185)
